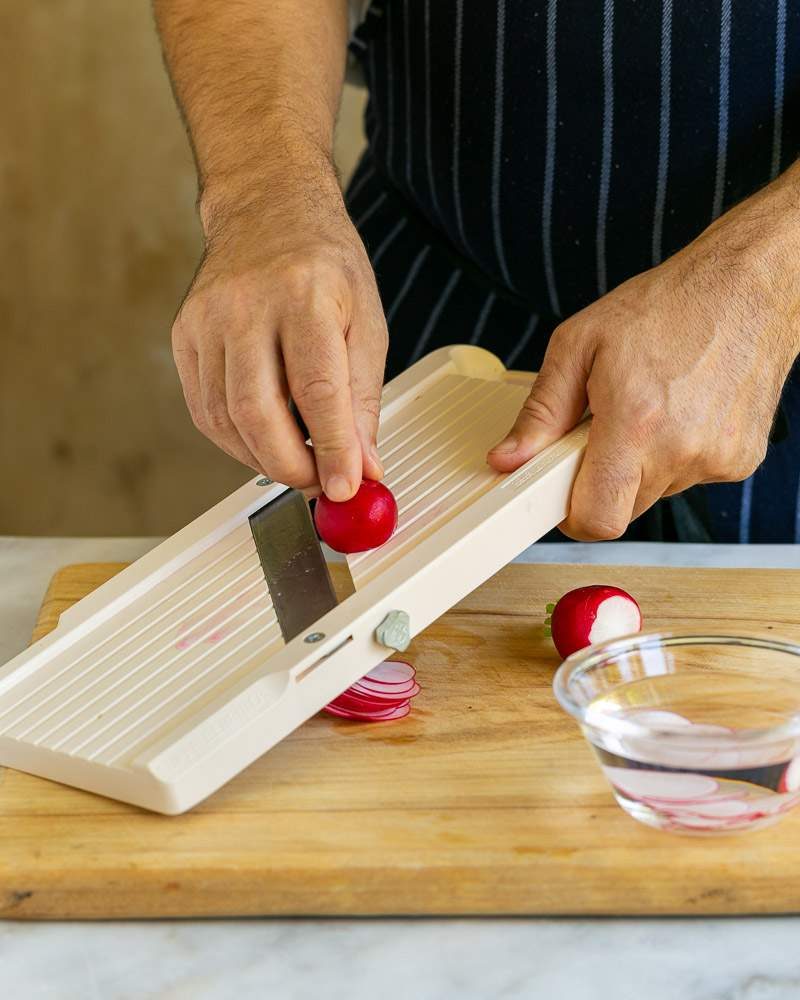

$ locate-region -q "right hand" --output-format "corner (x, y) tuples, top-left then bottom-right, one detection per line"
(172, 174), (388, 501)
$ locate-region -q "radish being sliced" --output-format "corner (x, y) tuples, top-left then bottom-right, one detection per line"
(314, 479), (398, 554)
(547, 585), (642, 659)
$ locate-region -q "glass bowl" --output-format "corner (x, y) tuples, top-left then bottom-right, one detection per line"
(553, 632), (800, 835)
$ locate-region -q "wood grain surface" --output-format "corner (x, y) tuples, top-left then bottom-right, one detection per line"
(3, 561), (800, 919)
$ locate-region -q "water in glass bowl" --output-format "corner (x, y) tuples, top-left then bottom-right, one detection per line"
(585, 673), (800, 835)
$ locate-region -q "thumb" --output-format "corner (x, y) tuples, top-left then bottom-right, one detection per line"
(348, 298), (389, 482)
(488, 325), (590, 472)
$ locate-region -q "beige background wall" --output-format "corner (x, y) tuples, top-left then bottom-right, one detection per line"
(0, 1), (366, 536)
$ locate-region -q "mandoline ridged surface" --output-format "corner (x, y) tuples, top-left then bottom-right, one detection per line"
(0, 368), (529, 774)
(348, 374), (530, 589)
(0, 525), (282, 767)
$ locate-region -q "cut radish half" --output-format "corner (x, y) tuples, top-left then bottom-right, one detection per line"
(547, 585), (642, 659)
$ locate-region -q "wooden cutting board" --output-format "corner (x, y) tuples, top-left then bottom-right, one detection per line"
(2, 561), (799, 919)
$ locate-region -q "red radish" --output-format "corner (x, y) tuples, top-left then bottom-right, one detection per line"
(314, 479), (398, 554)
(546, 585), (642, 659)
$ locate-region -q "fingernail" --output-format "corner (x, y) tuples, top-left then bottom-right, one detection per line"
(324, 474), (352, 502)
(490, 437), (518, 455)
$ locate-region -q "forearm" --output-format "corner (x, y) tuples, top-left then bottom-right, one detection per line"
(153, 0), (349, 230)
(678, 159), (800, 359)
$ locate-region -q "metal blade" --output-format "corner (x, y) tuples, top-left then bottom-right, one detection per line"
(248, 489), (338, 643)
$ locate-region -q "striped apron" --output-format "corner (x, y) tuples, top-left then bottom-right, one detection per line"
(346, 1), (800, 543)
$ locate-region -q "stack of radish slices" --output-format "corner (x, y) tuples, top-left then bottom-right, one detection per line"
(324, 659), (420, 722)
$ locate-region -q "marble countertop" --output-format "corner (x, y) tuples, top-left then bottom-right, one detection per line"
(1, 536), (799, 1000)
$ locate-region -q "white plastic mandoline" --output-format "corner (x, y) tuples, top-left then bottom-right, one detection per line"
(0, 346), (589, 813)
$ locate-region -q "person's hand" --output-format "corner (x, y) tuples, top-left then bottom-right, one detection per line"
(488, 204), (800, 539)
(172, 171), (388, 501)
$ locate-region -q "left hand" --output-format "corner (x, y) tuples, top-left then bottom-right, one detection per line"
(487, 190), (800, 540)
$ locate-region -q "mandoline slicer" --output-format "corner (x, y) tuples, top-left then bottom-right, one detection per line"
(0, 346), (589, 813)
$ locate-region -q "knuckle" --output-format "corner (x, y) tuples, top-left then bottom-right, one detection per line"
(171, 309), (196, 353)
(732, 447), (767, 482)
(624, 395), (664, 442)
(672, 429), (706, 465)
(280, 256), (338, 302)
(588, 519), (627, 541)
(549, 319), (577, 350)
(204, 400), (231, 433)
(188, 405), (206, 434)
(574, 513), (627, 541)
(228, 394), (266, 430)
(313, 435), (354, 458)
(521, 391), (562, 430)
(708, 439), (766, 483)
(356, 392), (382, 422)
(291, 374), (341, 410)
(264, 458), (314, 489)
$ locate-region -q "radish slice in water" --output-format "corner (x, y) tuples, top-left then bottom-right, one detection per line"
(604, 767), (719, 802)
(779, 757), (800, 793)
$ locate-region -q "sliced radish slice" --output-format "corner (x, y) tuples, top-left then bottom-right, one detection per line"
(604, 767), (718, 802)
(323, 658), (420, 724)
(681, 799), (752, 818)
(349, 681), (421, 702)
(323, 702), (411, 722)
(362, 660), (416, 686)
(671, 813), (733, 831)
(328, 686), (419, 712)
(628, 710), (693, 728)
(329, 691), (398, 712)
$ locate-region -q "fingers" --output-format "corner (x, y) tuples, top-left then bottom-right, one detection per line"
(488, 324), (590, 472)
(281, 312), (362, 501)
(560, 418), (642, 541)
(631, 473), (674, 522)
(224, 332), (319, 488)
(347, 294), (388, 482)
(195, 346), (263, 469)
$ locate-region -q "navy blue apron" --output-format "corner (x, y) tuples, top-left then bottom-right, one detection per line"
(347, 1), (800, 543)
